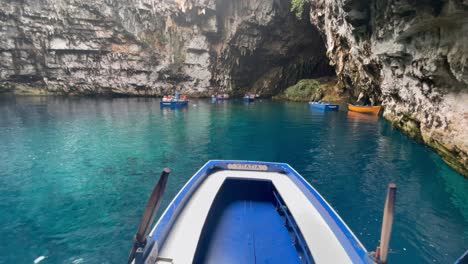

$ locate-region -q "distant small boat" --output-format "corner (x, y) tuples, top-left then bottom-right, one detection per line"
(160, 100), (189, 107)
(309, 102), (339, 111)
(211, 94), (230, 101)
(243, 96), (255, 103)
(212, 97), (228, 102)
(348, 104), (381, 115)
(134, 160), (374, 264)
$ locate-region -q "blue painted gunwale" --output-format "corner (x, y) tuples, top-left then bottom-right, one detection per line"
(159, 100), (189, 107)
(455, 249), (468, 264)
(273, 190), (313, 263)
(143, 160), (374, 264)
(309, 102), (340, 111)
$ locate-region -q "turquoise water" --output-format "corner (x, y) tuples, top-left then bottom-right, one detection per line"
(0, 96), (466, 264)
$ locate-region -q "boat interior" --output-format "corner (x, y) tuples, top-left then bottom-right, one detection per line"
(193, 178), (313, 264)
(152, 169), (359, 264)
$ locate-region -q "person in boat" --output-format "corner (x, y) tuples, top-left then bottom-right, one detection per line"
(182, 95), (187, 101)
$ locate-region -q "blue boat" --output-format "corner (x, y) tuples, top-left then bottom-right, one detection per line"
(243, 97), (255, 103)
(131, 160), (375, 264)
(160, 100), (189, 107)
(211, 97), (228, 102)
(309, 102), (339, 111)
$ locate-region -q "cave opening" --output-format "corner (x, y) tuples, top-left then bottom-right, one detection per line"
(213, 0), (335, 97)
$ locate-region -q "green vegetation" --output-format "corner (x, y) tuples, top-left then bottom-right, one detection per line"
(158, 34), (168, 45)
(291, 0), (308, 20)
(285, 79), (320, 99)
(274, 79), (321, 101)
(138, 32), (169, 49)
(139, 38), (152, 49)
(274, 78), (342, 102)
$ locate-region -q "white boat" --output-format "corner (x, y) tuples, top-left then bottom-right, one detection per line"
(131, 160), (375, 264)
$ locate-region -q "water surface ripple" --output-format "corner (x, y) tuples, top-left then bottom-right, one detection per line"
(0, 97), (466, 263)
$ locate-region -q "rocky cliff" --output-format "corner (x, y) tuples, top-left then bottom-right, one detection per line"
(0, 0), (466, 176)
(307, 0), (468, 176)
(0, 0), (332, 96)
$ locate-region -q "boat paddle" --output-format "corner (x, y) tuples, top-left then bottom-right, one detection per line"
(127, 168), (171, 264)
(374, 184), (397, 264)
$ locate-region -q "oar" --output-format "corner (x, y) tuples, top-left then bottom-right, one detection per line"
(128, 168), (171, 264)
(375, 183), (397, 264)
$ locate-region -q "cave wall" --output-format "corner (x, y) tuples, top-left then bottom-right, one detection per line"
(210, 0), (334, 96)
(0, 0), (163, 95)
(0, 0), (332, 96)
(308, 0), (468, 176)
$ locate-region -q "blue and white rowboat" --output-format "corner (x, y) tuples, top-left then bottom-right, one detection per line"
(160, 100), (189, 107)
(136, 160), (374, 264)
(309, 102), (339, 111)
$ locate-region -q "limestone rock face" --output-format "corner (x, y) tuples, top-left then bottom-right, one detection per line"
(309, 0), (468, 176)
(0, 0), (161, 95)
(0, 0), (332, 96)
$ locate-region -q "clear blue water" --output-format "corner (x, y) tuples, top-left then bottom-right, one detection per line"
(0, 96), (466, 264)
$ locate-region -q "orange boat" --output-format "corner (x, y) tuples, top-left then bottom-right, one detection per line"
(348, 104), (382, 115)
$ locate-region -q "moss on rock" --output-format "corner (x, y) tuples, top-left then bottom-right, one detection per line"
(397, 115), (423, 142)
(273, 77), (343, 102)
(384, 111), (468, 178)
(426, 140), (468, 178)
(285, 79), (321, 101)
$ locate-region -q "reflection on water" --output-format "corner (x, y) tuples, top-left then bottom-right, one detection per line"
(347, 111), (379, 123)
(0, 96), (466, 264)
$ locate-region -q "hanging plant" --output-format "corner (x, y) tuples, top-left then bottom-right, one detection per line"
(291, 0), (309, 20)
